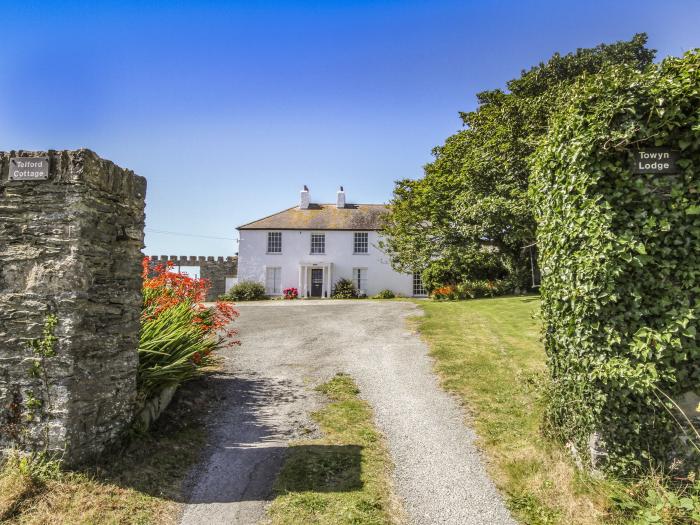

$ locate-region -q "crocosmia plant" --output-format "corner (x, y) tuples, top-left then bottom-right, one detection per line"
(138, 258), (239, 399)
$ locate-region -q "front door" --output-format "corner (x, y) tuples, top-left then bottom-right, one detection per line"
(311, 268), (323, 297)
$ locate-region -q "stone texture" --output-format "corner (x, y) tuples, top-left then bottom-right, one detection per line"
(0, 149), (146, 465)
(148, 255), (237, 301)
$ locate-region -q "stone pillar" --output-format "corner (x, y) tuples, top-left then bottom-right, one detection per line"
(0, 149), (146, 465)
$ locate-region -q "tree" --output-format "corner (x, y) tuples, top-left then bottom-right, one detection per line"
(381, 34), (656, 291)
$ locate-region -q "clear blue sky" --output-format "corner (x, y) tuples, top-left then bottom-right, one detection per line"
(1, 0), (698, 256)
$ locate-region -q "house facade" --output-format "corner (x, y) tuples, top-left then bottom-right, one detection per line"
(236, 186), (426, 298)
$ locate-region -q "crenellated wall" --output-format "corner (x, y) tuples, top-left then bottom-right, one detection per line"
(148, 255), (237, 301)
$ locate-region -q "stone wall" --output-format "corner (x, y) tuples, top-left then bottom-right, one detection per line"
(148, 255), (237, 301)
(0, 149), (146, 465)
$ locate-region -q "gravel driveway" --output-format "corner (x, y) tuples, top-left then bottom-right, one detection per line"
(179, 300), (514, 525)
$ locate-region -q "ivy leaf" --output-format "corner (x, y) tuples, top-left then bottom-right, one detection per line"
(678, 138), (691, 150)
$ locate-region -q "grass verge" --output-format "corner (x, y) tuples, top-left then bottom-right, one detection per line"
(415, 296), (623, 525)
(267, 373), (404, 525)
(0, 378), (210, 525)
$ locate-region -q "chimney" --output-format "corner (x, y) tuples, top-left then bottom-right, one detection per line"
(336, 185), (346, 209)
(300, 185), (310, 209)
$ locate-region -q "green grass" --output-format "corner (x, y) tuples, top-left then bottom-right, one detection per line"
(416, 296), (620, 525)
(267, 374), (404, 525)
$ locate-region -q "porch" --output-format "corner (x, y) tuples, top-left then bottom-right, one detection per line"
(298, 262), (334, 298)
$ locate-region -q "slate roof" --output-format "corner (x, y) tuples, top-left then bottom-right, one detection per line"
(237, 204), (389, 231)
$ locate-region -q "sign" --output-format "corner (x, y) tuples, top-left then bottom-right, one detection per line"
(8, 157), (50, 181)
(631, 149), (679, 174)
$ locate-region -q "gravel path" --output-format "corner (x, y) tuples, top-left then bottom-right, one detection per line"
(179, 300), (514, 525)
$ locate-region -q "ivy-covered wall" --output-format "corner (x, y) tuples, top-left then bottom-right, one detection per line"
(531, 51), (700, 475)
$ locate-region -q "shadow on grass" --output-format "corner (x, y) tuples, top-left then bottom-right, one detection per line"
(47, 367), (365, 511)
(275, 444), (364, 494)
(75, 371), (363, 506)
(64, 372), (286, 504)
(72, 374), (223, 503)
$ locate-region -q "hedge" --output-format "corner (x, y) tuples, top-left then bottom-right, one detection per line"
(531, 50), (700, 475)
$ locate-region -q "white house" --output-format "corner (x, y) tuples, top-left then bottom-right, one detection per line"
(236, 186), (427, 298)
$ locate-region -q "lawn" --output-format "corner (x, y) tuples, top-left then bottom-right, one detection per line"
(416, 296), (618, 525)
(267, 373), (404, 525)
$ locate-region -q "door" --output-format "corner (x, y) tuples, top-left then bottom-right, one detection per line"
(311, 268), (323, 297)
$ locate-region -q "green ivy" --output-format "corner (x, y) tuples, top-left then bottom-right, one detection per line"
(24, 315), (58, 445)
(531, 50), (700, 475)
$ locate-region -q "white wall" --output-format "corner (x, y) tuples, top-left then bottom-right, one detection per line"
(225, 277), (238, 292)
(237, 229), (416, 297)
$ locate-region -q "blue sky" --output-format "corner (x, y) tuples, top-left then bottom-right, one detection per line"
(1, 0), (698, 255)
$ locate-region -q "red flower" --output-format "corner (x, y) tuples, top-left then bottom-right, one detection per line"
(141, 257), (240, 348)
(283, 287), (299, 300)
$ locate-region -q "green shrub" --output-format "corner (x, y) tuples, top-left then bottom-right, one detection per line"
(332, 278), (358, 299)
(223, 280), (268, 301)
(456, 279), (511, 299)
(531, 51), (700, 475)
(372, 289), (395, 299)
(420, 252), (513, 294)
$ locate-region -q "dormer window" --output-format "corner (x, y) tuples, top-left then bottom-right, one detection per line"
(267, 231), (282, 253)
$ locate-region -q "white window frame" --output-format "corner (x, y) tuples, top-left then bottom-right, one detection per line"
(353, 232), (368, 254)
(353, 267), (367, 295)
(267, 231), (282, 253)
(265, 267), (282, 295)
(310, 233), (325, 254)
(413, 271), (427, 297)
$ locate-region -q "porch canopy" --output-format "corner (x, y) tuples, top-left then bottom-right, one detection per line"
(298, 262), (334, 298)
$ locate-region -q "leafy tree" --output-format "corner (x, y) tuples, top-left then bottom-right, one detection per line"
(381, 34), (655, 291)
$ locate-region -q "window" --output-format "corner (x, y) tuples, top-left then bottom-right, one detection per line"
(353, 268), (367, 293)
(265, 267), (282, 294)
(267, 232), (282, 253)
(413, 271), (427, 296)
(353, 232), (368, 254)
(310, 233), (325, 254)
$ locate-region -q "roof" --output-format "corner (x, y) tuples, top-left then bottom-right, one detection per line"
(237, 204), (389, 231)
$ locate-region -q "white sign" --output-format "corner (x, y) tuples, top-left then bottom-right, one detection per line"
(9, 157), (49, 181)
